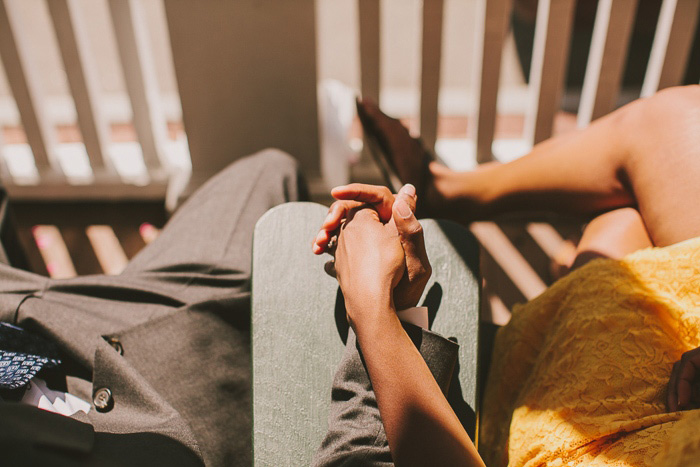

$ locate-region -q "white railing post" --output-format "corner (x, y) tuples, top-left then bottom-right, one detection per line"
(358, 0), (381, 103)
(0, 0), (63, 180)
(108, 0), (170, 179)
(578, 0), (639, 126)
(419, 0), (444, 152)
(47, 0), (114, 176)
(524, 0), (576, 146)
(641, 0), (700, 97)
(472, 0), (512, 163)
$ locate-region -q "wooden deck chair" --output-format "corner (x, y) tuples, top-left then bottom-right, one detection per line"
(251, 202), (481, 466)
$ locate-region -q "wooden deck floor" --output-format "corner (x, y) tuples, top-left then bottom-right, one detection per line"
(11, 201), (166, 278)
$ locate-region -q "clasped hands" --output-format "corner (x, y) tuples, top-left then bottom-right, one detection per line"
(313, 184), (431, 328)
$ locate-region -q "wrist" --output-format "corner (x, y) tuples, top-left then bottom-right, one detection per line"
(344, 288), (395, 330)
(353, 304), (402, 343)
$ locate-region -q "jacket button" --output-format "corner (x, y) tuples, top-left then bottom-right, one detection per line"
(93, 388), (114, 412)
(106, 337), (124, 356)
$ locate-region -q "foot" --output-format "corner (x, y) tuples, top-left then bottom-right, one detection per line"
(356, 98), (442, 217)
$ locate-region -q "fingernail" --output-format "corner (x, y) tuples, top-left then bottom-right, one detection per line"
(400, 184), (416, 197)
(396, 198), (412, 219)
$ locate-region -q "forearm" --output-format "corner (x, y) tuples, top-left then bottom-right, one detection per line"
(352, 303), (483, 467)
(433, 109), (635, 223)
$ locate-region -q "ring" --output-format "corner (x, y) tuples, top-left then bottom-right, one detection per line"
(327, 236), (337, 250)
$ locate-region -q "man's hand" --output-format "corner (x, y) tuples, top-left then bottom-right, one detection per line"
(313, 184), (431, 310)
(667, 346), (700, 411)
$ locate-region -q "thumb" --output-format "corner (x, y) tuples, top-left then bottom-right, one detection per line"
(392, 197), (428, 274)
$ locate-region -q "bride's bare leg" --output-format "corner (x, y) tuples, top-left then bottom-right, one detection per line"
(363, 85), (700, 247)
(567, 207), (653, 272)
(442, 86), (700, 247)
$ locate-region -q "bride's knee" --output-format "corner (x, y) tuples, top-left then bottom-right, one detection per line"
(632, 85), (700, 133)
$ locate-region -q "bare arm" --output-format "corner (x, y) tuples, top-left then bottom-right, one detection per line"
(330, 196), (484, 466)
(353, 306), (483, 466)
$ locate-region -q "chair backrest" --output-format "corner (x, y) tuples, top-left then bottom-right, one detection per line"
(251, 202), (480, 466)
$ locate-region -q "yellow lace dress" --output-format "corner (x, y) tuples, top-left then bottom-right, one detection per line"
(479, 236), (700, 467)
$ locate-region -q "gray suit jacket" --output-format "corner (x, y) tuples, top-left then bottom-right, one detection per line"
(0, 402), (203, 466)
(0, 149), (305, 466)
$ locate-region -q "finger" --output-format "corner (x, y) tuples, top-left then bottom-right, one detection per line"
(313, 229), (329, 254)
(331, 184), (394, 221)
(668, 361), (681, 412)
(324, 259), (337, 278)
(313, 201), (363, 254)
(396, 183), (417, 214)
(392, 197), (430, 280)
(322, 200), (363, 232)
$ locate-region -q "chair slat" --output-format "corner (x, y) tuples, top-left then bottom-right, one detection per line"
(48, 0), (113, 175)
(473, 0), (512, 163)
(578, 0), (639, 126)
(108, 0), (169, 176)
(0, 0), (63, 179)
(358, 0), (380, 102)
(524, 0), (576, 145)
(419, 0), (444, 151)
(0, 128), (11, 181)
(641, 0), (700, 97)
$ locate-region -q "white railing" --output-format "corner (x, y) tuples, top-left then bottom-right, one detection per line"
(0, 0), (697, 203)
(0, 0), (186, 202)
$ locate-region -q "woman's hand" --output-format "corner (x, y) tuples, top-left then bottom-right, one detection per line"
(313, 183), (431, 310)
(667, 346), (700, 411)
(332, 206), (404, 326)
(313, 186), (483, 467)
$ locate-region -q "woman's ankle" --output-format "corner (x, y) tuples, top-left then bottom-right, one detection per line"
(426, 162), (494, 223)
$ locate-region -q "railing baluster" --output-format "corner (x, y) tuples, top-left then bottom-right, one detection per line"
(641, 0), (700, 97)
(358, 0), (380, 102)
(47, 0), (113, 175)
(0, 0), (63, 179)
(419, 0), (444, 151)
(108, 0), (169, 177)
(0, 127), (10, 181)
(524, 0), (576, 146)
(578, 0), (639, 127)
(473, 0), (512, 163)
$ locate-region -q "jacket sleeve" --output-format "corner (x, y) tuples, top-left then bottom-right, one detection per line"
(311, 322), (460, 467)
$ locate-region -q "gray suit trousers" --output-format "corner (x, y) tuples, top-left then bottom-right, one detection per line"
(0, 149), (304, 466)
(312, 323), (460, 466)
